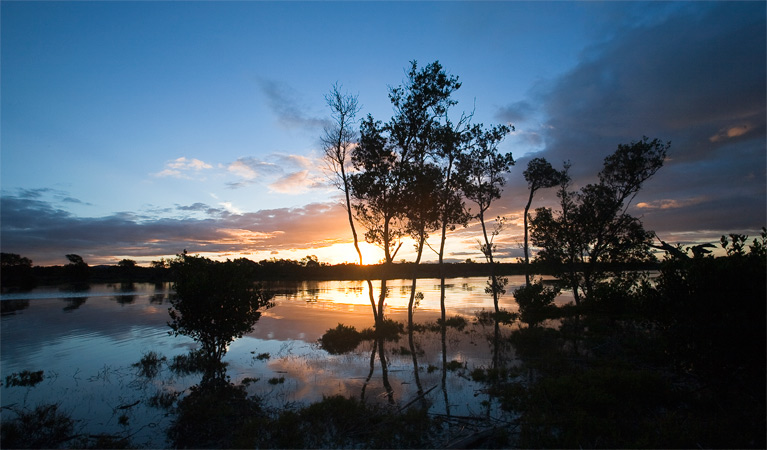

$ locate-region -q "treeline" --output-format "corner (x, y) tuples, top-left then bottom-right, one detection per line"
(1, 251), (665, 291)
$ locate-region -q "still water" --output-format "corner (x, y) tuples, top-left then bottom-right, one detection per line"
(1, 276), (570, 447)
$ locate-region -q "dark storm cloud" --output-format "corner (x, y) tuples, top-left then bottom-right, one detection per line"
(499, 2), (766, 240)
(0, 193), (350, 265)
(496, 100), (535, 124)
(258, 79), (331, 131)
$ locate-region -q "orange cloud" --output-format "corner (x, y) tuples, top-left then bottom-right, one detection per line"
(636, 197), (707, 210)
(709, 124), (751, 142)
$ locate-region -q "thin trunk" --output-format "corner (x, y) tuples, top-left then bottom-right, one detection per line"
(360, 337), (378, 401)
(523, 188), (535, 286)
(478, 207), (500, 313)
(342, 171), (378, 322)
(408, 231), (426, 327)
(378, 336), (394, 404)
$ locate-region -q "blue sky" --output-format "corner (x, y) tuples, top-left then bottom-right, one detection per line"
(2, 1), (765, 266)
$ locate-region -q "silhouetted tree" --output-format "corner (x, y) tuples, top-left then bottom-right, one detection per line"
(168, 252), (274, 377)
(1, 253), (36, 289)
(457, 124), (514, 311)
(522, 157), (566, 285)
(64, 254), (89, 282)
(351, 115), (405, 266)
(530, 137), (668, 304)
(321, 83), (379, 321)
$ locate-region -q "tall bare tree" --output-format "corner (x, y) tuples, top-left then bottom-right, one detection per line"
(321, 83), (380, 320)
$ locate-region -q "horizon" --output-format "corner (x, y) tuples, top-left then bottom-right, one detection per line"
(2, 1), (765, 267)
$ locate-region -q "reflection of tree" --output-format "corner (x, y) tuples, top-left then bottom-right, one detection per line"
(62, 297), (87, 312)
(113, 282), (136, 305)
(439, 277), (450, 418)
(1, 299), (30, 315)
(168, 378), (256, 448)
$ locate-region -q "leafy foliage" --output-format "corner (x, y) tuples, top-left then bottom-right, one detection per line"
(513, 279), (560, 325)
(168, 252), (274, 366)
(530, 137), (667, 304)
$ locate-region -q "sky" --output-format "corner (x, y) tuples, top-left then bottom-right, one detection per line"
(1, 1), (765, 267)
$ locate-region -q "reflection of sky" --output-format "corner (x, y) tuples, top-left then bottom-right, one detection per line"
(1, 277), (542, 445)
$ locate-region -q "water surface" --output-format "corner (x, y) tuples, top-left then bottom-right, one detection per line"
(1, 276), (569, 447)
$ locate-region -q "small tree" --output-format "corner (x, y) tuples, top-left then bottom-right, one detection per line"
(64, 254), (89, 282)
(0, 253), (35, 289)
(457, 123), (514, 311)
(168, 252), (273, 372)
(530, 137), (668, 304)
(522, 158), (566, 285)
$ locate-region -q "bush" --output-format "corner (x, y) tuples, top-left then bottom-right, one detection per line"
(318, 324), (362, 354)
(513, 279), (559, 325)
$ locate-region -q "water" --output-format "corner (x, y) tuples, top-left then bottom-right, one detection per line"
(0, 276), (571, 447)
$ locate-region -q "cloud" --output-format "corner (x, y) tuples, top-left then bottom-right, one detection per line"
(0, 192), (351, 266)
(258, 79), (330, 131)
(636, 197), (708, 211)
(496, 2), (766, 241)
(153, 157), (214, 179)
(268, 170), (329, 194)
(496, 100), (535, 124)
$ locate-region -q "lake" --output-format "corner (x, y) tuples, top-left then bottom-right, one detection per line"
(1, 276), (571, 447)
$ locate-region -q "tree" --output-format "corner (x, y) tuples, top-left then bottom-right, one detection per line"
(522, 157), (565, 285)
(322, 83), (364, 265)
(168, 252), (274, 374)
(64, 254), (89, 282)
(351, 115), (406, 267)
(456, 123), (514, 311)
(530, 137), (668, 304)
(1, 253), (35, 289)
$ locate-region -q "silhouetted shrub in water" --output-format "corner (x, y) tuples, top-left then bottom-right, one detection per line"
(360, 318), (404, 341)
(318, 323), (362, 354)
(475, 308), (518, 326)
(132, 351), (166, 378)
(169, 349), (226, 376)
(148, 390), (179, 410)
(437, 314), (469, 330)
(168, 252), (274, 365)
(4, 370), (44, 388)
(1, 404), (74, 449)
(513, 279), (559, 325)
